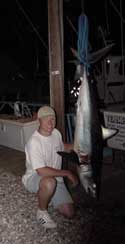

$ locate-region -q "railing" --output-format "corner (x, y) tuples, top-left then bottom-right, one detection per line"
(0, 101), (44, 118)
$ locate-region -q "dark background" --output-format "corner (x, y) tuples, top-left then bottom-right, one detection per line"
(0, 0), (124, 104)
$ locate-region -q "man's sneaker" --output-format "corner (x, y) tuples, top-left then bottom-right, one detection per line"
(36, 209), (57, 229)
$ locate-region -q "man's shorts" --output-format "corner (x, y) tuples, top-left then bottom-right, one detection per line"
(23, 172), (73, 208)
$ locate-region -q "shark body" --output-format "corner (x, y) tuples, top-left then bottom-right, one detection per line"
(58, 66), (117, 199)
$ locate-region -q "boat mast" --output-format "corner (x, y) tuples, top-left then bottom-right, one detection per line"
(120, 0), (124, 78)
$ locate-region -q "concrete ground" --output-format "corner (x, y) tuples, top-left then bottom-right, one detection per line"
(0, 145), (125, 243)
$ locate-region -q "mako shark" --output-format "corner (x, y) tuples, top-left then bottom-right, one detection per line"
(58, 66), (117, 199)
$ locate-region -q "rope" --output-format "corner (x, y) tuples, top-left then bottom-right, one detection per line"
(16, 0), (48, 51)
(77, 14), (89, 70)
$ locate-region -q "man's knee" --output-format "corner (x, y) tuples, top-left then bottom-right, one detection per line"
(57, 203), (75, 218)
(39, 176), (57, 193)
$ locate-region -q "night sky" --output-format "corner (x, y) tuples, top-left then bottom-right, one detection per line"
(0, 0), (124, 102)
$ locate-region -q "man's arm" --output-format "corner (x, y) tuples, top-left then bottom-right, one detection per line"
(36, 167), (78, 186)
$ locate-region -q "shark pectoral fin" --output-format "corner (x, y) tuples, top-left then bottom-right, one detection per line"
(101, 125), (118, 140)
(57, 150), (79, 164)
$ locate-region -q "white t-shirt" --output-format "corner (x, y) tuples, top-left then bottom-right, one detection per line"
(22, 128), (64, 186)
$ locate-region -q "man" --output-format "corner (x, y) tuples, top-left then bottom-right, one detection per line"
(22, 105), (78, 229)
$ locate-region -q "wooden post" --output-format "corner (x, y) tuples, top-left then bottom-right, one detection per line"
(48, 0), (65, 140)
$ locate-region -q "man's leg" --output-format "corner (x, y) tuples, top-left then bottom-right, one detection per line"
(51, 181), (75, 218)
(38, 176), (57, 209)
(23, 173), (57, 228)
(57, 203), (75, 218)
(37, 176), (57, 228)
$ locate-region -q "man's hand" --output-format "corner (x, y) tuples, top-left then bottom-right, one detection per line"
(66, 171), (79, 187)
(64, 143), (73, 151)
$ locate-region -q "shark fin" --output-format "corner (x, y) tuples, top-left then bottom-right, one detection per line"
(101, 125), (118, 140)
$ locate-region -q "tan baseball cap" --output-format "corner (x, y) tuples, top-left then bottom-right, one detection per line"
(37, 106), (56, 119)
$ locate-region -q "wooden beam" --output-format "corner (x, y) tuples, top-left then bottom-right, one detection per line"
(48, 0), (65, 140)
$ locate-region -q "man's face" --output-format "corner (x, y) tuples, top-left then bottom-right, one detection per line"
(39, 115), (56, 136)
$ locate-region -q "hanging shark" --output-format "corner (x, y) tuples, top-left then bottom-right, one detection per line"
(58, 66), (117, 199)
